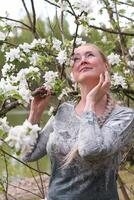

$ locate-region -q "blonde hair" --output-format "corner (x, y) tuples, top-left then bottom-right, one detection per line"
(63, 44), (110, 167)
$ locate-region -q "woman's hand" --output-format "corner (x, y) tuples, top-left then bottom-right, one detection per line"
(28, 87), (51, 124)
(84, 71), (111, 112)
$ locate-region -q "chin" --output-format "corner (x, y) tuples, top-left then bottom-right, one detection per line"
(77, 73), (99, 83)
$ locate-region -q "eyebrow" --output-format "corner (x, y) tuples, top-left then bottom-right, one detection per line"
(72, 51), (94, 57)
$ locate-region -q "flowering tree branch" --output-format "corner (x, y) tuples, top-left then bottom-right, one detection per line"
(0, 101), (20, 117)
(0, 16), (31, 29)
(118, 1), (134, 7)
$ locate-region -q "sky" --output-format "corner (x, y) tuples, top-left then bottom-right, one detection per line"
(0, 0), (108, 34)
(0, 0), (133, 34)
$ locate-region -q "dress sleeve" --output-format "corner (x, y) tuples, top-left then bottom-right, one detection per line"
(22, 116), (54, 162)
(77, 107), (134, 159)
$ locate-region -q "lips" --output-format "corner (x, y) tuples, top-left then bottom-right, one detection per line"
(79, 67), (93, 72)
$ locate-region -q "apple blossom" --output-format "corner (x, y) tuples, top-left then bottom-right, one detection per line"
(107, 53), (121, 65)
(56, 49), (67, 65)
(112, 73), (127, 89)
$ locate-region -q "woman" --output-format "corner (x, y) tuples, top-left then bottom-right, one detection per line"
(23, 44), (134, 200)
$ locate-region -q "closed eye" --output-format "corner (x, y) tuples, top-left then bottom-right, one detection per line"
(86, 53), (94, 57)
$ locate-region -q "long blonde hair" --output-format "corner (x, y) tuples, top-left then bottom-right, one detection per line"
(63, 44), (110, 167)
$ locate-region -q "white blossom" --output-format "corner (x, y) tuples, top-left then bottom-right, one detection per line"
(102, 36), (107, 43)
(127, 60), (134, 68)
(30, 38), (46, 48)
(2, 63), (15, 77)
(0, 117), (10, 133)
(75, 38), (86, 46)
(58, 87), (71, 100)
(112, 73), (127, 89)
(73, 0), (92, 13)
(16, 67), (40, 82)
(1, 43), (7, 52)
(5, 47), (20, 62)
(56, 50), (67, 65)
(129, 46), (134, 57)
(43, 71), (59, 89)
(107, 53), (121, 65)
(18, 83), (32, 105)
(59, 0), (68, 11)
(5, 120), (41, 155)
(19, 43), (31, 53)
(0, 78), (18, 93)
(29, 53), (40, 66)
(52, 38), (62, 51)
(0, 31), (6, 41)
(124, 69), (131, 75)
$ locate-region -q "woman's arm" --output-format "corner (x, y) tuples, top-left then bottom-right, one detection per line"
(78, 107), (134, 159)
(22, 87), (53, 162)
(22, 116), (54, 162)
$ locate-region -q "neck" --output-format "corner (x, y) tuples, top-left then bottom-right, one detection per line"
(79, 81), (97, 103)
(77, 83), (108, 116)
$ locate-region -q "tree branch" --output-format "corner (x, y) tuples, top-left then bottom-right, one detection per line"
(0, 16), (31, 30)
(43, 0), (74, 16)
(31, 0), (39, 38)
(0, 101), (20, 117)
(87, 24), (134, 36)
(118, 1), (134, 7)
(21, 0), (33, 27)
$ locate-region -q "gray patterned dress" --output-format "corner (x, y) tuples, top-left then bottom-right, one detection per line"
(23, 102), (134, 200)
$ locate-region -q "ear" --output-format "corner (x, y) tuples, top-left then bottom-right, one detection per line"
(105, 63), (110, 71)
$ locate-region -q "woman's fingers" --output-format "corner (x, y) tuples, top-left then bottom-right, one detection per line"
(101, 71), (111, 90)
(32, 87), (51, 98)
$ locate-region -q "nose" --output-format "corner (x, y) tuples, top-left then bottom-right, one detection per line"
(80, 56), (88, 65)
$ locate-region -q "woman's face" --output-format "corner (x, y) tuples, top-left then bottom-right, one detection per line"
(71, 45), (108, 83)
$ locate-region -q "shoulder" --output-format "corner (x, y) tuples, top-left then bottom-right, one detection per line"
(55, 101), (74, 121)
(112, 105), (134, 118)
(58, 101), (74, 112)
(106, 105), (134, 127)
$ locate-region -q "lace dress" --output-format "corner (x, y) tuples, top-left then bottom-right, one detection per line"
(23, 102), (134, 200)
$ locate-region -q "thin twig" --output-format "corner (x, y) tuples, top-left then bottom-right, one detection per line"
(3, 153), (8, 200)
(118, 1), (134, 7)
(30, 168), (44, 198)
(3, 181), (43, 198)
(0, 148), (50, 176)
(88, 23), (134, 37)
(21, 0), (33, 27)
(31, 0), (39, 38)
(0, 16), (31, 29)
(37, 161), (45, 198)
(43, 0), (73, 16)
(60, 0), (65, 42)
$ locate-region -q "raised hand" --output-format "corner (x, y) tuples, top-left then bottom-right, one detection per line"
(84, 71), (111, 112)
(28, 87), (51, 124)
